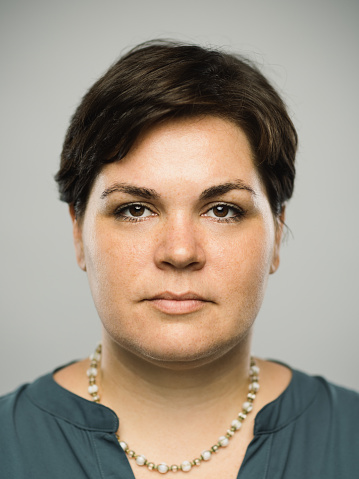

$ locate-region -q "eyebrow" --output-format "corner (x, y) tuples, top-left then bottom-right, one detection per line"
(199, 181), (256, 200)
(100, 180), (255, 201)
(100, 183), (160, 200)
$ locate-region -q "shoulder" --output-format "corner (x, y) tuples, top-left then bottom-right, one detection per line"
(0, 381), (42, 477)
(279, 366), (359, 449)
(0, 365), (81, 474)
(0, 371), (61, 439)
(258, 361), (359, 426)
(265, 359), (359, 407)
(317, 374), (359, 401)
(255, 360), (359, 446)
(294, 368), (359, 410)
(285, 364), (359, 419)
(0, 382), (32, 428)
(249, 365), (359, 478)
(0, 365), (118, 479)
(311, 373), (359, 425)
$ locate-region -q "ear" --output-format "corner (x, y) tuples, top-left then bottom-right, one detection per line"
(69, 205), (86, 271)
(270, 206), (285, 275)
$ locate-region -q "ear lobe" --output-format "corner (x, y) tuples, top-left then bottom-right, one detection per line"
(69, 205), (86, 271)
(270, 207), (285, 275)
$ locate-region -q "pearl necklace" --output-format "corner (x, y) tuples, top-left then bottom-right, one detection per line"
(87, 343), (260, 474)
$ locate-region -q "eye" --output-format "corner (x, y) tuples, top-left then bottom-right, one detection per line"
(203, 203), (245, 222)
(114, 203), (156, 221)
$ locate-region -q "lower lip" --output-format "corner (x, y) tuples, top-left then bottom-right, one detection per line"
(148, 299), (207, 315)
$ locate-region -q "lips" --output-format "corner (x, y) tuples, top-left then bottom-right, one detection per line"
(150, 292), (206, 301)
(146, 292), (210, 315)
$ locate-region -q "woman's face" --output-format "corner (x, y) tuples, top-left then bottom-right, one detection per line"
(72, 116), (283, 366)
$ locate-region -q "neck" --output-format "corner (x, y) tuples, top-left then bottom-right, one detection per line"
(88, 329), (263, 472)
(99, 329), (253, 414)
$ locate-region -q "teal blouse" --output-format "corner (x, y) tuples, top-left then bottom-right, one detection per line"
(1, 364), (359, 478)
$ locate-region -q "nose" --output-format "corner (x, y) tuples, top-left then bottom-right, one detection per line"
(154, 214), (206, 271)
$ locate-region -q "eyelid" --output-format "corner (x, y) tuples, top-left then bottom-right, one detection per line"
(202, 201), (244, 213)
(201, 202), (246, 221)
(114, 202), (158, 221)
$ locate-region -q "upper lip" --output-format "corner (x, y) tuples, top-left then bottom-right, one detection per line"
(148, 292), (208, 301)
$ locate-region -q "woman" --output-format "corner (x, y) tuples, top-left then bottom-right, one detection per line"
(1, 41), (358, 478)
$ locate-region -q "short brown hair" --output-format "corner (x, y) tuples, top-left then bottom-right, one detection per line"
(55, 40), (297, 217)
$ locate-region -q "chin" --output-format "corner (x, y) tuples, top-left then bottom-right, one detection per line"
(117, 331), (249, 370)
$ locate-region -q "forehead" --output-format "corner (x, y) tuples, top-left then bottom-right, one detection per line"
(92, 116), (264, 198)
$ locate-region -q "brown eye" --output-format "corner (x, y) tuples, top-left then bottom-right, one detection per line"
(203, 203), (245, 222)
(213, 205), (229, 217)
(128, 204), (146, 217)
(115, 203), (155, 221)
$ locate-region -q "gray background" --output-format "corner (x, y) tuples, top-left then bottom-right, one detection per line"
(1, 0), (358, 395)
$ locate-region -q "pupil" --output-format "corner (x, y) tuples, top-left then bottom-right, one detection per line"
(214, 205), (228, 217)
(129, 205), (144, 216)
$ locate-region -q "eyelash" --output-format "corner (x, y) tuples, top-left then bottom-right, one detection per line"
(113, 202), (246, 223)
(113, 203), (156, 222)
(202, 203), (246, 223)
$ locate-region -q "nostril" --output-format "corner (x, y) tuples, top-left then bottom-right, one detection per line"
(153, 217), (206, 270)
(155, 238), (206, 270)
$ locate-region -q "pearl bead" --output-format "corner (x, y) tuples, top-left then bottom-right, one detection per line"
(88, 384), (98, 394)
(119, 441), (128, 451)
(90, 352), (101, 361)
(86, 367), (97, 377)
(218, 436), (229, 447)
(201, 450), (212, 461)
(249, 381), (260, 392)
(193, 458), (201, 466)
(157, 463), (169, 474)
(181, 461), (192, 472)
(147, 462), (155, 470)
(170, 465), (179, 472)
(231, 419), (242, 430)
(135, 455), (146, 466)
(238, 412), (247, 420)
(242, 401), (253, 413)
(250, 365), (260, 376)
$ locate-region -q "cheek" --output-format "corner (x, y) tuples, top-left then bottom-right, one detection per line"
(210, 223), (274, 286)
(213, 234), (273, 328)
(83, 226), (150, 300)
